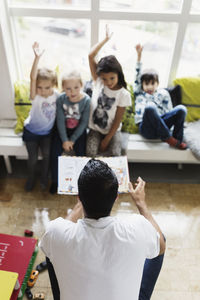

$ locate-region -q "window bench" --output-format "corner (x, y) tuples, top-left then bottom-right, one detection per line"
(0, 126), (27, 174)
(1, 121), (200, 174)
(123, 133), (200, 165)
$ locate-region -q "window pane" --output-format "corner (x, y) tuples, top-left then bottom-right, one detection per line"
(177, 24), (200, 78)
(191, 0), (200, 13)
(9, 0), (90, 9)
(14, 17), (90, 81)
(100, 0), (183, 13)
(99, 21), (178, 87)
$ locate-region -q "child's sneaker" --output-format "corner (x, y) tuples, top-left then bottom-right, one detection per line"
(49, 182), (57, 194)
(164, 136), (178, 147)
(177, 142), (188, 150)
(164, 136), (187, 150)
(24, 178), (35, 192)
(40, 183), (48, 192)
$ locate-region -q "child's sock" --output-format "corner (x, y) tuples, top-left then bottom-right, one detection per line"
(177, 142), (188, 150)
(164, 136), (178, 147)
(164, 136), (188, 150)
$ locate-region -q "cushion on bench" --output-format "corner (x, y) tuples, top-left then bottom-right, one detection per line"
(173, 77), (200, 122)
(14, 80), (31, 134)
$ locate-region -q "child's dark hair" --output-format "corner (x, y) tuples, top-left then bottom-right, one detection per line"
(78, 159), (118, 219)
(140, 68), (159, 86)
(96, 55), (127, 89)
(37, 68), (58, 87)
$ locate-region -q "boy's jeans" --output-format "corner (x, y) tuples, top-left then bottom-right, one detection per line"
(139, 104), (187, 142)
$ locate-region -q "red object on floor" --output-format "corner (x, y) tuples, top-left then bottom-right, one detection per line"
(24, 229), (34, 237)
(0, 233), (37, 300)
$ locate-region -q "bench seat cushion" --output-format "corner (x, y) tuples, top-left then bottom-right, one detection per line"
(124, 133), (200, 164)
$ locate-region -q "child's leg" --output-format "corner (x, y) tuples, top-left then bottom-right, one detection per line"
(25, 140), (39, 191)
(103, 131), (122, 156)
(73, 130), (87, 156)
(139, 253), (165, 300)
(39, 135), (51, 188)
(139, 106), (171, 140)
(86, 129), (102, 157)
(162, 105), (187, 142)
(49, 134), (63, 194)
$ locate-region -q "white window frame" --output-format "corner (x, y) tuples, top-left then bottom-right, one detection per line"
(2, 0), (200, 85)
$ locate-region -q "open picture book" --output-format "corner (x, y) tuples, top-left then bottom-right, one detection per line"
(58, 156), (130, 195)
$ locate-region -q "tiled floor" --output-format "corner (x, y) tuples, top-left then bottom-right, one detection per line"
(0, 177), (200, 299)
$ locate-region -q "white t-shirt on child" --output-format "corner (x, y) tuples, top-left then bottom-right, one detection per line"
(24, 90), (59, 135)
(88, 79), (131, 134)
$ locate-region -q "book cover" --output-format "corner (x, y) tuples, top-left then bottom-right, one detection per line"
(58, 155), (130, 195)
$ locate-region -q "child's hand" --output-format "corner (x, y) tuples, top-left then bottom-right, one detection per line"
(105, 24), (113, 42)
(135, 44), (143, 54)
(62, 141), (74, 152)
(100, 136), (110, 152)
(32, 42), (45, 58)
(135, 44), (143, 61)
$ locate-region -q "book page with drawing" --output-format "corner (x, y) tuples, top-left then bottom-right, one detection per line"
(58, 156), (130, 195)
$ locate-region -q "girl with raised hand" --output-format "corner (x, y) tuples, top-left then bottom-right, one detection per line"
(23, 42), (59, 191)
(86, 26), (131, 157)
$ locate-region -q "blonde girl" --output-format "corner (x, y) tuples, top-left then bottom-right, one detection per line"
(23, 42), (59, 191)
(49, 71), (91, 194)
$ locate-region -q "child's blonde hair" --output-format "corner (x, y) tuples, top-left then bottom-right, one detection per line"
(62, 70), (83, 88)
(37, 68), (58, 87)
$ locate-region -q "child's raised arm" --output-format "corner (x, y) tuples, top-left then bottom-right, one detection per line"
(30, 42), (45, 100)
(134, 44), (143, 94)
(135, 44), (143, 62)
(88, 25), (113, 81)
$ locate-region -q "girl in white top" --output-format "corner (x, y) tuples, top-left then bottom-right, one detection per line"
(23, 42), (59, 191)
(87, 26), (131, 157)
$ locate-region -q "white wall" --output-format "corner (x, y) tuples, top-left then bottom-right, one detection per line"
(0, 29), (15, 119)
(0, 3), (16, 120)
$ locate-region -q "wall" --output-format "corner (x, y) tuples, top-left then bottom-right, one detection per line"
(0, 11), (16, 120)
